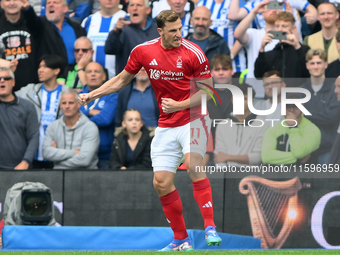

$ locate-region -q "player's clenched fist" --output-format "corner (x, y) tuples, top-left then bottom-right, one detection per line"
(78, 93), (92, 106)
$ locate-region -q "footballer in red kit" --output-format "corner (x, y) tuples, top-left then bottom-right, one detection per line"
(125, 37), (211, 127)
(79, 10), (222, 251)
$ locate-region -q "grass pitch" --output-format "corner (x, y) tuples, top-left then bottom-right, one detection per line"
(0, 250), (339, 255)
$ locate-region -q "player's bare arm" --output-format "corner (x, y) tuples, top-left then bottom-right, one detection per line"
(78, 69), (135, 106)
(161, 77), (213, 113)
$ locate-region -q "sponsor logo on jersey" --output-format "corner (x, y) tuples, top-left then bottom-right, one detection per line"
(200, 65), (210, 76)
(149, 69), (184, 80)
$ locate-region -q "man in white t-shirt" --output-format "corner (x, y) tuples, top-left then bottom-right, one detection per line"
(229, 0), (317, 41)
(234, 0), (279, 97)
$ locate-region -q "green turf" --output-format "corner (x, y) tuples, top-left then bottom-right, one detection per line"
(0, 250), (339, 255)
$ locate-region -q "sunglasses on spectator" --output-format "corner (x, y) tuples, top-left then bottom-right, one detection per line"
(263, 81), (282, 87)
(74, 48), (92, 53)
(0, 76), (13, 81)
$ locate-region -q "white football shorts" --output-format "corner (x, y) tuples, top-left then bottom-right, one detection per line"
(151, 115), (211, 173)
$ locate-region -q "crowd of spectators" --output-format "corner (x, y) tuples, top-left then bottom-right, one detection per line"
(1, 0), (340, 170)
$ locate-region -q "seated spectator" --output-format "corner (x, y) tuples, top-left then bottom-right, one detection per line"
(115, 67), (159, 128)
(214, 83), (268, 167)
(110, 109), (152, 170)
(254, 12), (310, 87)
(58, 37), (94, 89)
(16, 54), (68, 169)
(22, 0), (87, 65)
(79, 62), (118, 169)
(254, 70), (286, 121)
(104, 0), (159, 74)
(261, 93), (321, 165)
(326, 29), (340, 78)
(43, 89), (100, 169)
(82, 0), (126, 79)
(303, 2), (339, 64)
(185, 6), (230, 63)
(328, 75), (340, 164)
(0, 67), (39, 169)
(301, 48), (340, 164)
(207, 54), (233, 142)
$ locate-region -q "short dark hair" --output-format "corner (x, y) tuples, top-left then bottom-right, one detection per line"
(263, 70), (282, 79)
(157, 10), (180, 29)
(238, 82), (256, 98)
(210, 54), (232, 70)
(40, 55), (66, 75)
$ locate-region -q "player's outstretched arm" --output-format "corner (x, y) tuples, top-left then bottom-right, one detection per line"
(79, 70), (135, 106)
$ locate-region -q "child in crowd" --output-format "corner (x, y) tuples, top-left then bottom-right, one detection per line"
(110, 109), (152, 170)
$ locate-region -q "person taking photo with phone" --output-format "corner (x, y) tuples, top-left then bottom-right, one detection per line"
(254, 11), (310, 87)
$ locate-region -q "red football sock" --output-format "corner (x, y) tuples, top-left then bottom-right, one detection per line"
(193, 178), (215, 229)
(160, 189), (188, 240)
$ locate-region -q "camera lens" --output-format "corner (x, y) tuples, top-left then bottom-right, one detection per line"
(23, 193), (48, 216)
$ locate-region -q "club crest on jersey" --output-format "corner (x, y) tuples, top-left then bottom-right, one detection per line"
(177, 56), (182, 68)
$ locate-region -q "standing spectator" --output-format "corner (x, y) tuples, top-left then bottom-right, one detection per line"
(185, 6), (230, 62)
(328, 75), (340, 164)
(16, 55), (68, 169)
(151, 0), (194, 19)
(0, 0), (39, 91)
(303, 2), (339, 63)
(0, 67), (39, 169)
(58, 37), (94, 89)
(115, 67), (159, 128)
(104, 0), (159, 74)
(29, 0), (91, 22)
(326, 29), (340, 78)
(79, 62), (118, 169)
(82, 0), (126, 79)
(214, 83), (268, 167)
(254, 70), (286, 121)
(196, 0), (247, 73)
(110, 109), (152, 170)
(229, 0), (317, 41)
(234, 0), (280, 97)
(254, 12), (310, 86)
(21, 0), (87, 65)
(261, 93), (321, 165)
(168, 0), (192, 37)
(301, 48), (340, 164)
(43, 89), (100, 169)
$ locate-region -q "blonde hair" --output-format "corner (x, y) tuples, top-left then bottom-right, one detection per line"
(306, 48), (327, 62)
(275, 11), (295, 25)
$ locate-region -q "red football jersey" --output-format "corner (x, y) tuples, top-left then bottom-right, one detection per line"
(125, 38), (212, 128)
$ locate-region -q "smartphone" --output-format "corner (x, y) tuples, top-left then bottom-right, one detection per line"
(267, 1), (284, 10)
(123, 14), (130, 21)
(268, 30), (287, 40)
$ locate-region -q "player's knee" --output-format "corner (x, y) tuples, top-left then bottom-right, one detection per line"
(153, 176), (170, 193)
